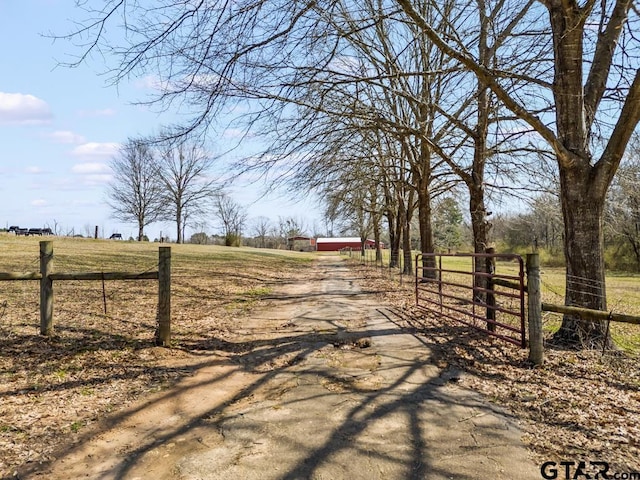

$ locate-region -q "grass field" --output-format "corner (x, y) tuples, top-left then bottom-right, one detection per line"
(2, 236), (640, 474)
(0, 234), (314, 477)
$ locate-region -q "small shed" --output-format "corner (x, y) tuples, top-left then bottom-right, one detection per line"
(287, 236), (316, 252)
(316, 237), (378, 252)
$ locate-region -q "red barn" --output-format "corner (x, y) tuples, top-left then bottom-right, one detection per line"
(316, 237), (380, 252)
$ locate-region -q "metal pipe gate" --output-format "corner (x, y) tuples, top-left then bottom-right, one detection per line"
(415, 252), (526, 347)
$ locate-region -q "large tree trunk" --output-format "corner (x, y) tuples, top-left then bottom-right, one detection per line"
(554, 167), (612, 348)
(471, 6), (491, 301)
(373, 216), (382, 263)
(469, 182), (490, 303)
(175, 207), (182, 244)
(417, 176), (436, 280)
(469, 83), (490, 302)
(402, 218), (413, 275)
(402, 190), (415, 275)
(416, 137), (436, 280)
(386, 211), (399, 268)
(547, 2), (615, 348)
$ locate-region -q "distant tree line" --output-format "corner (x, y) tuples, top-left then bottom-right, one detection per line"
(107, 137), (249, 245)
(70, 0), (640, 348)
(494, 136), (640, 273)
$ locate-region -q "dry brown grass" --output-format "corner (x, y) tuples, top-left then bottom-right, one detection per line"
(3, 237), (639, 477)
(0, 235), (313, 478)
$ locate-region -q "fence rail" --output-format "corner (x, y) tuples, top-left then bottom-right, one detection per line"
(49, 271), (159, 281)
(541, 303), (640, 325)
(0, 241), (171, 345)
(0, 272), (43, 281)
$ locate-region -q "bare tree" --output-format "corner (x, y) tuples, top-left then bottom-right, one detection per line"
(251, 216), (273, 248)
(106, 139), (164, 241)
(278, 216), (307, 249)
(65, 0), (640, 347)
(606, 135), (640, 271)
(214, 192), (247, 247)
(491, 193), (564, 254)
(156, 139), (217, 244)
(397, 0), (640, 347)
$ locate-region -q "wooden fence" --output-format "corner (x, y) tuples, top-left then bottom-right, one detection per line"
(0, 241), (171, 346)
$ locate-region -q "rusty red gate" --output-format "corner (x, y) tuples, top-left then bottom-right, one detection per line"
(415, 252), (526, 347)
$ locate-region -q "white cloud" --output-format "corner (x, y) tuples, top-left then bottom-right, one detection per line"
(31, 199), (47, 207)
(0, 92), (53, 125)
(26, 166), (46, 174)
(328, 55), (367, 75)
(82, 174), (112, 186)
(46, 130), (86, 144)
(135, 75), (165, 90)
(222, 128), (256, 140)
(71, 142), (120, 158)
(71, 162), (110, 174)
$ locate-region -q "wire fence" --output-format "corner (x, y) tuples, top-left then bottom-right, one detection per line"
(0, 240), (310, 347)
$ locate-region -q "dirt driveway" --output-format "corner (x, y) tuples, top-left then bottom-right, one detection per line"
(26, 256), (540, 479)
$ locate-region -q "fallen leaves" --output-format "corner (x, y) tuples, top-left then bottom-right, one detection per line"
(354, 263), (640, 473)
(0, 242), (310, 479)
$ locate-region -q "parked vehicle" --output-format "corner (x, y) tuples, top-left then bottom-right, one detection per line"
(8, 226), (54, 236)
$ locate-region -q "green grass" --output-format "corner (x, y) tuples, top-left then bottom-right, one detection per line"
(244, 286), (272, 297)
(69, 421), (84, 433)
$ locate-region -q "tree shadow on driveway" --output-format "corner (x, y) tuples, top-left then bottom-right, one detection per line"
(20, 259), (538, 480)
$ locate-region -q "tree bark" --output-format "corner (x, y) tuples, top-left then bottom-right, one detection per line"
(373, 216), (382, 263)
(470, 181), (490, 302)
(402, 190), (415, 275)
(175, 206), (183, 244)
(386, 211), (399, 268)
(554, 166), (612, 347)
(546, 1), (616, 348)
(417, 171), (436, 279)
(402, 219), (413, 275)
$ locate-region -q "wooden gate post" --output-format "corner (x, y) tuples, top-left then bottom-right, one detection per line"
(527, 253), (543, 365)
(485, 248), (496, 332)
(40, 241), (53, 336)
(156, 246), (171, 346)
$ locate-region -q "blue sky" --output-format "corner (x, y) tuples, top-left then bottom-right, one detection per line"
(0, 0), (321, 241)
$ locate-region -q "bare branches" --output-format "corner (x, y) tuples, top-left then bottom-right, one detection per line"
(106, 138), (164, 241)
(156, 138), (218, 243)
(584, 0), (634, 128)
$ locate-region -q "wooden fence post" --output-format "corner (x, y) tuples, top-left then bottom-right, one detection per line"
(40, 241), (53, 336)
(527, 253), (543, 365)
(156, 246), (171, 346)
(486, 247), (496, 332)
